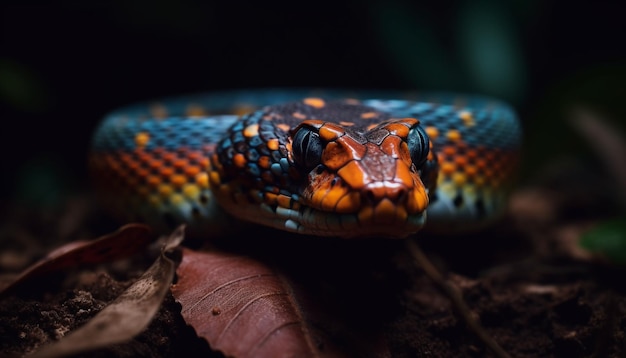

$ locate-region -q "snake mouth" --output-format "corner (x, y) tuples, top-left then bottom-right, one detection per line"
(285, 205), (428, 239)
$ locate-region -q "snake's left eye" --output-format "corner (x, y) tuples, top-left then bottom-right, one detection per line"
(407, 124), (430, 168)
(292, 125), (323, 171)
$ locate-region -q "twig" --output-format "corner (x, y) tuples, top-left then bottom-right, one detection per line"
(406, 239), (511, 358)
(570, 108), (626, 208)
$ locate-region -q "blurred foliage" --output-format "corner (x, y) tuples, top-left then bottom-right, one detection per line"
(580, 219), (626, 265)
(13, 154), (73, 208)
(0, 58), (51, 112)
(368, 0), (530, 102)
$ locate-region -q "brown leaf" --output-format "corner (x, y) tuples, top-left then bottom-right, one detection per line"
(27, 225), (185, 358)
(171, 248), (345, 358)
(0, 224), (153, 297)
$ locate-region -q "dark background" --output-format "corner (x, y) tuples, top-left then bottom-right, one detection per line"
(2, 0), (625, 207)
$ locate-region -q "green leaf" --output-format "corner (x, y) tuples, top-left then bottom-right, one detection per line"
(580, 219), (626, 264)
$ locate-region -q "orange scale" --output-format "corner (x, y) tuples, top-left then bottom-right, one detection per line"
(425, 126), (439, 140)
(170, 174), (188, 187)
(357, 206), (374, 223)
(442, 146), (457, 157)
(136, 168), (150, 179)
(464, 165), (478, 177)
(318, 124), (344, 142)
(186, 151), (204, 162)
(335, 192), (360, 213)
(267, 138), (280, 151)
(172, 158), (188, 170)
(159, 167), (175, 177)
(440, 161), (456, 176)
(396, 142), (411, 163)
(303, 97), (325, 108)
(466, 148), (478, 159)
(233, 153), (247, 168)
(394, 162), (414, 186)
(277, 194), (292, 209)
(196, 172), (210, 188)
(454, 155), (468, 167)
(119, 152), (133, 164)
(184, 165), (201, 177)
(379, 136), (402, 158)
(384, 122), (410, 137)
(147, 159), (163, 170)
(446, 129), (462, 142)
(134, 148), (151, 158)
(320, 185), (349, 211)
(258, 156), (271, 169)
(407, 187), (428, 214)
(146, 175), (161, 188)
(337, 161), (367, 190)
(360, 112), (378, 119)
(475, 158), (488, 170)
(311, 186), (329, 208)
(264, 192), (278, 205)
(200, 157), (211, 170)
(321, 142), (352, 171)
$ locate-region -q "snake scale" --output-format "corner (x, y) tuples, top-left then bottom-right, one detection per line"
(89, 89), (521, 239)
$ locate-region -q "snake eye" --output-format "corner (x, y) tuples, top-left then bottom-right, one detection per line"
(407, 124), (430, 168)
(292, 125), (323, 171)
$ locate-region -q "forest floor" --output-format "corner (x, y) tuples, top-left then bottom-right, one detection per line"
(0, 162), (625, 357)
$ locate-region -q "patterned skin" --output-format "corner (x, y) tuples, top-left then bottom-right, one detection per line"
(90, 89), (521, 239)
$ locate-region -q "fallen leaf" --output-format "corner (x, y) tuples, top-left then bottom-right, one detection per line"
(27, 225), (185, 358)
(171, 248), (345, 358)
(0, 224), (153, 297)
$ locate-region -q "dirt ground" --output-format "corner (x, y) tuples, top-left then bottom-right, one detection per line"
(1, 165), (625, 357)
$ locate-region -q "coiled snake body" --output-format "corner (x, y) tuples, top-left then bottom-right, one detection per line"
(90, 89), (521, 239)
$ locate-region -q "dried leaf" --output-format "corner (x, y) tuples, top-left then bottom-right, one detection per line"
(171, 248), (344, 358)
(27, 225), (185, 358)
(0, 224), (152, 297)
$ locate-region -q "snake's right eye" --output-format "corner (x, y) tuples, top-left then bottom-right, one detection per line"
(291, 126), (323, 171)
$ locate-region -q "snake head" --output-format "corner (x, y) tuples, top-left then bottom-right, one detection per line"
(210, 99), (437, 239)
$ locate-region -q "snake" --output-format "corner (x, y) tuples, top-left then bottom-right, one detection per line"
(89, 89), (521, 239)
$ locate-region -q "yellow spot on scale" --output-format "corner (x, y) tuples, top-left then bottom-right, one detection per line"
(452, 172), (467, 186)
(303, 98), (325, 108)
(170, 174), (187, 187)
(277, 123), (291, 132)
(182, 184), (200, 199)
(158, 184), (173, 197)
(267, 138), (279, 151)
(446, 129), (462, 142)
(425, 126), (439, 140)
(169, 193), (184, 206)
(458, 111), (475, 127)
(196, 172), (210, 188)
(243, 123), (259, 138)
(360, 112), (378, 119)
(135, 132), (150, 148)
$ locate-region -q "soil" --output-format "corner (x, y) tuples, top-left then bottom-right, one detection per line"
(1, 166), (625, 357)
